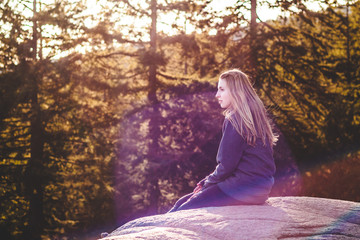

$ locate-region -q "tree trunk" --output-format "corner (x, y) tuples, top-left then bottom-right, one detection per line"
(148, 0), (158, 104)
(250, 0), (258, 82)
(147, 0), (161, 215)
(345, 0), (351, 83)
(23, 1), (45, 239)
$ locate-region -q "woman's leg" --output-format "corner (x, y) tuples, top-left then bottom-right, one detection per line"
(168, 192), (194, 213)
(176, 184), (239, 211)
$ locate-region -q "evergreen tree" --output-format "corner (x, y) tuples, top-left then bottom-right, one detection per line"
(0, 0), (120, 238)
(103, 0), (222, 218)
(212, 0), (360, 162)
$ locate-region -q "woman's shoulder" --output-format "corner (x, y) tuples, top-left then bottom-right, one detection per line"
(223, 117), (272, 149)
(222, 117), (236, 134)
(222, 118), (247, 143)
(223, 117), (246, 136)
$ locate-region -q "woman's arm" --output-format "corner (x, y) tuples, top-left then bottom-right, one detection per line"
(204, 120), (246, 187)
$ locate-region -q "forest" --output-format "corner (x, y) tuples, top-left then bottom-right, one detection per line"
(1, 0), (359, 239)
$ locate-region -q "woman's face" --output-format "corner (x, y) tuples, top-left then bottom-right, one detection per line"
(215, 78), (231, 109)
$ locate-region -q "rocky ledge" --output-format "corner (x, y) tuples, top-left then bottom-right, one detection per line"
(101, 196), (360, 239)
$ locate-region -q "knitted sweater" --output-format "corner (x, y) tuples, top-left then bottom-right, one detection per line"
(204, 118), (276, 204)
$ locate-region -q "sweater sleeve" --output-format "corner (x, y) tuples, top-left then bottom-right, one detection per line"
(204, 119), (246, 186)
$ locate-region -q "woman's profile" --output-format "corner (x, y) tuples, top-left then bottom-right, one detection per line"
(168, 69), (277, 212)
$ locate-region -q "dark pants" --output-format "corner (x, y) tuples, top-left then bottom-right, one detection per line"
(168, 184), (243, 212)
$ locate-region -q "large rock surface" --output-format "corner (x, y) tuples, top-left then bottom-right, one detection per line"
(102, 197), (360, 240)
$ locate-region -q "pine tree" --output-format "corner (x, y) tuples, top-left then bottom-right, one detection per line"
(1, 0), (119, 238)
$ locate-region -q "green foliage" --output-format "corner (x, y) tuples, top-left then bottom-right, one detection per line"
(1, 1), (120, 239)
(219, 1), (360, 162)
(117, 90), (223, 214)
(1, 0), (360, 239)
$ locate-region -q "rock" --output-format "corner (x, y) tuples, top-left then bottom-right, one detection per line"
(101, 197), (360, 240)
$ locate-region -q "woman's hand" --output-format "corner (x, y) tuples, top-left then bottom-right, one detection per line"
(197, 178), (206, 187)
(193, 184), (202, 194)
(193, 177), (207, 193)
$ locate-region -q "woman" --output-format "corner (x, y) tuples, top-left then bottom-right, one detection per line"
(168, 69), (277, 212)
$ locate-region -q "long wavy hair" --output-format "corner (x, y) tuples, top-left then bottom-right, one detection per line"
(220, 69), (278, 147)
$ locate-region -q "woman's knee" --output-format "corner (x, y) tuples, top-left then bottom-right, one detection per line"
(168, 193), (194, 212)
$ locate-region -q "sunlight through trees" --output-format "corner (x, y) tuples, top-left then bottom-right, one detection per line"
(1, 0), (359, 239)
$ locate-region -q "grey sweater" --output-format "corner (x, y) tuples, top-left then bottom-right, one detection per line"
(204, 118), (276, 204)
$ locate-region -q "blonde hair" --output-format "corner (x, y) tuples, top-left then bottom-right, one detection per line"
(220, 69), (277, 146)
